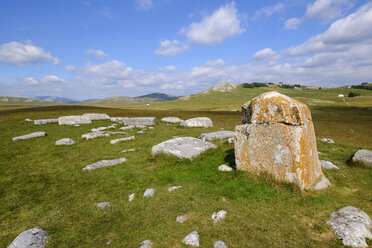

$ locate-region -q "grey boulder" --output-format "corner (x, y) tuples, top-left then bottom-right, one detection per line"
(212, 210), (227, 223)
(320, 160), (339, 169)
(139, 240), (153, 248)
(218, 164), (233, 172)
(34, 119), (58, 125)
(13, 132), (46, 141)
(176, 215), (187, 223)
(7, 228), (48, 248)
(213, 241), (227, 248)
(199, 131), (234, 141)
(152, 137), (216, 159)
(161, 117), (183, 123)
(55, 138), (75, 145)
(58, 115), (92, 125)
(352, 149), (372, 167)
(327, 206), (372, 247)
(181, 117), (213, 128)
(182, 231), (200, 247)
(122, 117), (156, 126)
(143, 188), (155, 197)
(83, 158), (127, 170)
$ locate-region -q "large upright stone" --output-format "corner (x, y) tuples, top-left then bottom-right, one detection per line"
(235, 91), (329, 190)
(58, 115), (92, 125)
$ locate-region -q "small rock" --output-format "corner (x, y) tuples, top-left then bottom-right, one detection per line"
(119, 125), (135, 130)
(83, 158), (127, 170)
(110, 136), (135, 144)
(96, 202), (110, 208)
(34, 119), (58, 125)
(161, 117), (184, 123)
(212, 210), (227, 223)
(218, 164), (233, 172)
(182, 231), (200, 247)
(55, 138), (75, 145)
(227, 137), (234, 144)
(148, 127), (154, 129)
(213, 241), (227, 248)
(135, 125), (146, 129)
(139, 239), (153, 248)
(7, 228), (48, 248)
(352, 149), (372, 167)
(321, 138), (335, 144)
(176, 215), (187, 223)
(13, 132), (46, 141)
(168, 186), (182, 192)
(91, 125), (115, 132)
(25, 118), (33, 122)
(137, 131), (144, 134)
(122, 148), (136, 153)
(199, 131), (234, 141)
(74, 124), (80, 127)
(313, 175), (331, 190)
(320, 160), (339, 169)
(181, 117), (213, 128)
(143, 188), (155, 197)
(128, 193), (135, 202)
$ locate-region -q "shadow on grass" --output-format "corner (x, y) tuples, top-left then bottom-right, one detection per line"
(223, 148), (236, 169)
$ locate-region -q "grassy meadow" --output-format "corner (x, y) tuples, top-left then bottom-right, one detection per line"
(0, 90), (372, 247)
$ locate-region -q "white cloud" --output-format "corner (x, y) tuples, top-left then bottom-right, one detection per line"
(85, 49), (107, 58)
(165, 65), (177, 72)
(184, 2), (245, 45)
(0, 41), (59, 66)
(284, 18), (302, 30)
(136, 0), (153, 10)
(253, 48), (281, 61)
(306, 0), (352, 22)
(154, 40), (188, 56)
(252, 3), (285, 20)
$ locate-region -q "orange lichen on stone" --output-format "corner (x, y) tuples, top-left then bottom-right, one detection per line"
(235, 91), (329, 190)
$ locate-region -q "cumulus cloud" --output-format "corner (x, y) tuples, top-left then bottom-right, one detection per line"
(0, 41), (59, 66)
(136, 0), (153, 10)
(165, 65), (177, 72)
(306, 0), (352, 22)
(284, 18), (302, 30)
(154, 40), (188, 56)
(252, 3), (285, 21)
(183, 2), (245, 45)
(252, 48), (281, 61)
(85, 49), (107, 58)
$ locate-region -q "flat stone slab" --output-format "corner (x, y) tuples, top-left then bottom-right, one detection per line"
(91, 125), (115, 132)
(59, 115), (92, 125)
(218, 164), (233, 171)
(25, 118), (33, 122)
(82, 158), (127, 170)
(8, 228), (48, 248)
(34, 119), (58, 125)
(181, 117), (213, 128)
(320, 160), (339, 169)
(122, 148), (136, 153)
(152, 137), (217, 159)
(110, 136), (135, 144)
(139, 240), (153, 248)
(13, 132), (46, 141)
(82, 113), (110, 120)
(143, 188), (155, 197)
(122, 117), (156, 126)
(96, 202), (110, 208)
(161, 117), (183, 123)
(110, 117), (125, 122)
(213, 241), (227, 248)
(119, 125), (135, 130)
(199, 131), (234, 141)
(212, 210), (227, 223)
(55, 138), (75, 145)
(182, 231), (200, 247)
(327, 206), (372, 247)
(82, 131), (127, 140)
(168, 185), (182, 192)
(352, 149), (372, 167)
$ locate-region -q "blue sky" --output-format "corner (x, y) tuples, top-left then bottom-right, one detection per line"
(0, 0), (371, 99)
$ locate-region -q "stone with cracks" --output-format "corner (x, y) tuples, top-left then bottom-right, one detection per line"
(139, 240), (153, 248)
(82, 113), (110, 120)
(182, 231), (200, 247)
(34, 119), (58, 125)
(327, 206), (372, 247)
(161, 117), (183, 123)
(352, 149), (372, 167)
(122, 117), (156, 126)
(212, 210), (227, 223)
(199, 131), (235, 141)
(320, 160), (339, 169)
(235, 91), (329, 190)
(181, 117), (213, 128)
(82, 158), (127, 170)
(58, 115), (92, 125)
(213, 241), (228, 248)
(7, 228), (48, 248)
(218, 164), (233, 172)
(143, 188), (155, 197)
(55, 138), (75, 145)
(110, 136), (135, 144)
(96, 202), (110, 208)
(13, 132), (46, 141)
(152, 137), (216, 159)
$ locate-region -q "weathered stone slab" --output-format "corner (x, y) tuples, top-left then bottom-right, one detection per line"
(121, 117), (156, 126)
(82, 131), (110, 140)
(110, 136), (135, 144)
(182, 231), (199, 247)
(13, 132), (46, 141)
(352, 149), (372, 167)
(55, 138), (75, 145)
(212, 210), (227, 223)
(218, 164), (233, 171)
(82, 158), (127, 170)
(82, 113), (110, 120)
(161, 117), (183, 123)
(128, 193), (135, 202)
(110, 117), (125, 122)
(181, 117), (213, 128)
(58, 115), (92, 125)
(235, 91), (329, 190)
(320, 160), (339, 169)
(25, 118), (33, 122)
(152, 137), (216, 159)
(139, 240), (153, 248)
(7, 228), (48, 248)
(213, 241), (227, 248)
(122, 148), (136, 153)
(91, 125), (115, 132)
(199, 131), (234, 141)
(168, 185), (182, 192)
(327, 206), (372, 247)
(119, 125), (135, 130)
(96, 202), (110, 208)
(143, 188), (155, 197)
(34, 119), (58, 125)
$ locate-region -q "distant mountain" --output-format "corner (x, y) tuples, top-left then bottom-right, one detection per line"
(0, 96), (47, 105)
(35, 96), (82, 103)
(135, 93), (179, 101)
(85, 93), (180, 105)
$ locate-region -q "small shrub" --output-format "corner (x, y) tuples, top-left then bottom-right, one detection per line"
(348, 92), (361, 97)
(241, 82), (267, 88)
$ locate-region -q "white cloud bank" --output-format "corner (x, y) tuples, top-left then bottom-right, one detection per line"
(0, 41), (59, 66)
(85, 49), (107, 58)
(306, 0), (352, 22)
(154, 40), (188, 56)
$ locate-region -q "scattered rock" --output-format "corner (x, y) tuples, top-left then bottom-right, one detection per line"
(119, 125), (135, 130)
(58, 115), (92, 125)
(128, 193), (135, 202)
(152, 137), (217, 159)
(139, 240), (153, 248)
(122, 117), (156, 126)
(181, 117), (213, 128)
(122, 148), (136, 153)
(96, 202), (110, 208)
(168, 185), (182, 192)
(199, 131), (235, 141)
(82, 113), (110, 120)
(110, 117), (125, 122)
(34, 119), (58, 125)
(135, 124), (146, 128)
(143, 188), (155, 197)
(161, 117), (183, 123)
(321, 138), (335, 144)
(182, 231), (200, 247)
(327, 206), (372, 247)
(82, 158), (127, 170)
(91, 125), (115, 132)
(110, 136), (135, 144)
(137, 131), (144, 134)
(7, 228), (48, 248)
(352, 149), (372, 167)
(213, 241), (228, 248)
(148, 127), (154, 129)
(82, 131), (110, 140)
(320, 160), (339, 169)
(55, 138), (75, 145)
(227, 137), (234, 144)
(212, 210), (227, 223)
(74, 124), (80, 127)
(13, 132), (46, 141)
(218, 164), (233, 172)
(25, 118), (33, 122)
(235, 91), (329, 190)
(176, 215), (187, 223)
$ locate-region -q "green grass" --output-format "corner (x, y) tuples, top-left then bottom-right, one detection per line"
(0, 105), (371, 247)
